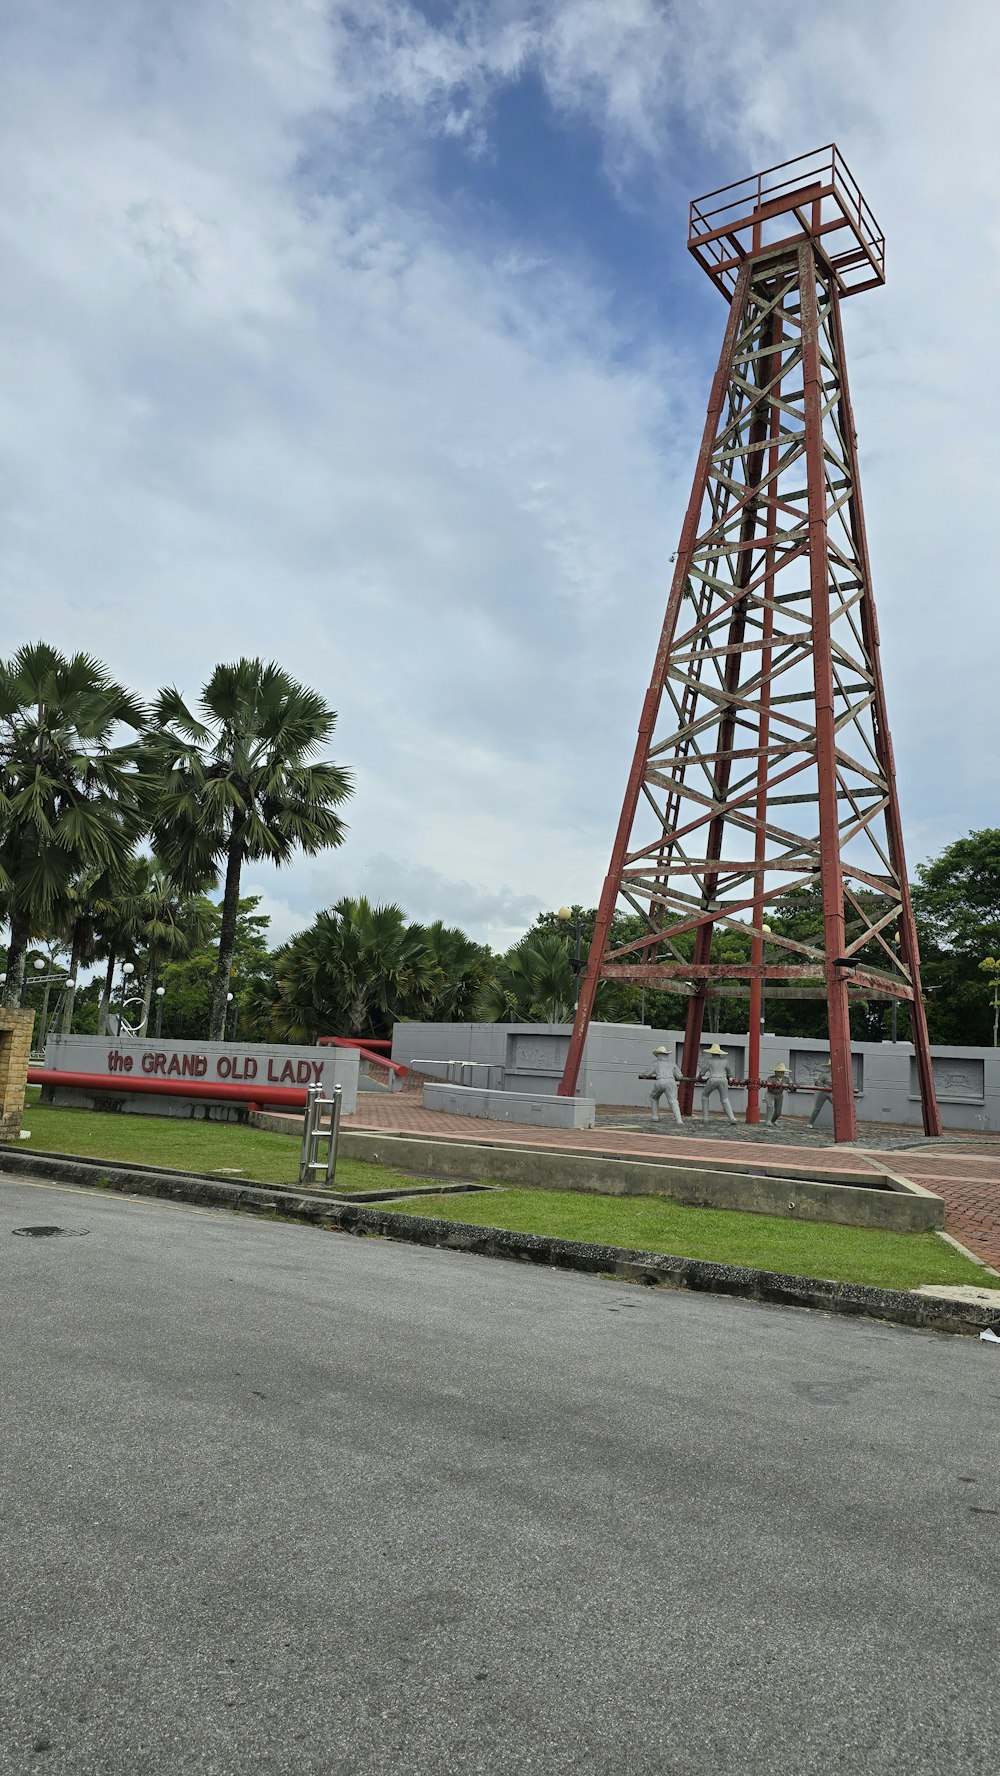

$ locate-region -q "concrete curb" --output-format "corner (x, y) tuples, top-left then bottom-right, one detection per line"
(2, 1146), (997, 1339)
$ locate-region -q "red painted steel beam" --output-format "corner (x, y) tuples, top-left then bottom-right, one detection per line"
(799, 245), (855, 1142)
(826, 295), (941, 1136)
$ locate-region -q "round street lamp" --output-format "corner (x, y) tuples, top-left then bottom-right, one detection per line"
(155, 985), (166, 1040)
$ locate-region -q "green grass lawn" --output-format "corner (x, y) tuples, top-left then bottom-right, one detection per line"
(8, 1103), (997, 1293)
(10, 1104), (419, 1195)
(375, 1186), (997, 1292)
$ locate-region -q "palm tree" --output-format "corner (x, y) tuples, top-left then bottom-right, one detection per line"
(272, 898), (436, 1042)
(57, 864), (118, 1035)
(0, 644), (146, 1008)
(91, 857), (154, 1036)
(478, 932), (578, 1023)
(146, 659), (353, 1040)
(421, 922), (491, 1020)
(131, 862), (215, 1034)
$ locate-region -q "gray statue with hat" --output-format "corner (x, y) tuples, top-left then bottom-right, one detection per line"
(763, 1061), (790, 1126)
(640, 1045), (684, 1126)
(808, 1058), (834, 1126)
(698, 1043), (737, 1124)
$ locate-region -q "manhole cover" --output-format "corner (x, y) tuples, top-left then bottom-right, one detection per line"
(12, 1225), (88, 1239)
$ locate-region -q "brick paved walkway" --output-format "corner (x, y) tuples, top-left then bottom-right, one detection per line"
(342, 1089), (1000, 1271)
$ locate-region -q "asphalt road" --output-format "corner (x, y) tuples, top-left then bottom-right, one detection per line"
(1, 1179), (998, 1776)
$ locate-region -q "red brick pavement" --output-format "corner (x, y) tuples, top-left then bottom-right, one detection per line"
(872, 1151), (1000, 1270)
(342, 1089), (1000, 1271)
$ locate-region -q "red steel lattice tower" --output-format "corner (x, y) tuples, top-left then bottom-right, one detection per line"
(557, 147), (941, 1143)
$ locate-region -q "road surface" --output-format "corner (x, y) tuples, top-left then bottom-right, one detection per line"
(2, 1177), (998, 1774)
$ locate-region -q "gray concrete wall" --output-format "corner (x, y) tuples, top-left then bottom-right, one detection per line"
(43, 1035), (360, 1115)
(422, 1083), (596, 1128)
(391, 1020), (1000, 1131)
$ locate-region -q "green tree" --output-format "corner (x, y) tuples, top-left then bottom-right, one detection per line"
(911, 829), (1000, 1044)
(146, 659), (353, 1040)
(479, 930), (584, 1023)
(272, 898), (439, 1041)
(528, 906), (691, 1027)
(420, 922), (492, 1021)
(93, 856), (153, 1036)
(0, 643), (146, 1007)
(157, 897), (275, 1041)
(130, 861), (216, 1034)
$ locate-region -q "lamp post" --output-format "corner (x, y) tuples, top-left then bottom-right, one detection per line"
(155, 985), (166, 1040)
(557, 906), (583, 1013)
(118, 961), (135, 1035)
(223, 991), (234, 1042)
(980, 957), (1000, 1047)
(33, 957), (48, 1041)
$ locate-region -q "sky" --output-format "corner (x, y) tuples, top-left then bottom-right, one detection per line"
(2, 0), (997, 952)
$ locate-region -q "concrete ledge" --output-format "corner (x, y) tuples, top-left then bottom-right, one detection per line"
(0, 1147), (990, 1339)
(336, 1130), (944, 1232)
(422, 1082), (596, 1128)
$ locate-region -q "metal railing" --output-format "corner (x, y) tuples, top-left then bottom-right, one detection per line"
(298, 1082), (343, 1188)
(409, 1058), (504, 1090)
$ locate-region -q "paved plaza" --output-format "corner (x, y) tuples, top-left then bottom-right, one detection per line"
(343, 1089), (1000, 1271)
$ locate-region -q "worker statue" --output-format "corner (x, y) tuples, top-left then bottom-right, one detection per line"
(699, 1043), (737, 1125)
(640, 1044), (684, 1126)
(808, 1059), (833, 1127)
(763, 1061), (790, 1126)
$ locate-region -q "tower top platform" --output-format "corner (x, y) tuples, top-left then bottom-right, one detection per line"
(688, 145), (885, 301)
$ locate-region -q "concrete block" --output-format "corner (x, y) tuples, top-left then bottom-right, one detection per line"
(421, 1082), (596, 1129)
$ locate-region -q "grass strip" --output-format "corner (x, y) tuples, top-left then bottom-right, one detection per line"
(14, 1104), (418, 1196)
(375, 1186), (994, 1292)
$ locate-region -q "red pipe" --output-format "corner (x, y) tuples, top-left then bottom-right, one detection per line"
(315, 1037), (407, 1077)
(28, 1068), (310, 1109)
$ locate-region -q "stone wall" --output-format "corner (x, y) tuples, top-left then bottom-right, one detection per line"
(0, 1008), (35, 1139)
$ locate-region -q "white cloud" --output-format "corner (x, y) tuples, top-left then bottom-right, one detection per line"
(1, 0), (996, 955)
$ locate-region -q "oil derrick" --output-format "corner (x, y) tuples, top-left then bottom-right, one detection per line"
(557, 148), (940, 1143)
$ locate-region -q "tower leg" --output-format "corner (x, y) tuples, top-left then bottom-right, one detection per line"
(800, 245), (856, 1143)
(826, 293), (942, 1139)
(558, 265), (754, 1100)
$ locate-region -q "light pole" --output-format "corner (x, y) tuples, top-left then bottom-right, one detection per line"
(222, 990), (234, 1042)
(33, 957), (48, 1041)
(759, 925), (771, 1033)
(155, 985), (166, 1040)
(118, 961), (135, 1035)
(557, 906), (583, 1013)
(980, 957), (1000, 1047)
(23, 961), (77, 1054)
